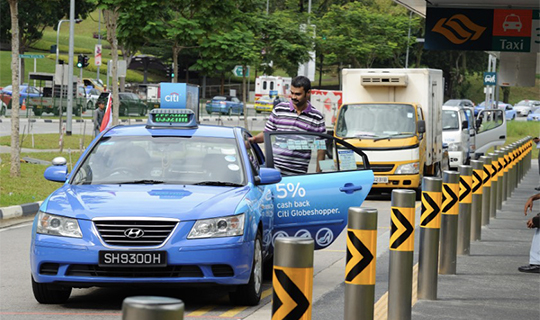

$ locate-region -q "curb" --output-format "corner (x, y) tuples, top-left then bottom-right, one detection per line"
(0, 201), (42, 220)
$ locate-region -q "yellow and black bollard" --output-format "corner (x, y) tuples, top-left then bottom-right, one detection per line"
(439, 171), (460, 275)
(488, 153), (498, 219)
(470, 160), (484, 241)
(418, 177), (442, 300)
(122, 296), (185, 320)
(480, 156), (492, 226)
(272, 237), (314, 320)
(457, 165), (472, 255)
(344, 207), (377, 320)
(388, 189), (416, 320)
(495, 150), (504, 211)
(502, 147), (510, 201)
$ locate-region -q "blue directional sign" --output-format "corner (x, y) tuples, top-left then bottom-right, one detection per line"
(483, 72), (497, 86)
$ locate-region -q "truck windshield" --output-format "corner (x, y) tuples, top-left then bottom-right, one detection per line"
(335, 104), (416, 139)
(442, 110), (460, 130)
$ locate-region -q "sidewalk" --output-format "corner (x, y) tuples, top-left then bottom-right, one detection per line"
(410, 165), (540, 320)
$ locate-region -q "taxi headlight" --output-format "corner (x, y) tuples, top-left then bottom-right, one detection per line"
(188, 213), (245, 239)
(395, 162), (419, 174)
(36, 211), (82, 238)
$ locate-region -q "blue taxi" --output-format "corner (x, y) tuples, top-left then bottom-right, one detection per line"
(30, 109), (373, 305)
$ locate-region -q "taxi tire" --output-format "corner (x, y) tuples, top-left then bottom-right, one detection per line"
(229, 232), (262, 306)
(31, 276), (71, 304)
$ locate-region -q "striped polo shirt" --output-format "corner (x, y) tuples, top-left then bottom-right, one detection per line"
(265, 100), (326, 175)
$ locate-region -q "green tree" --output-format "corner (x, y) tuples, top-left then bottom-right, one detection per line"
(317, 1), (418, 69)
(0, 0), (95, 81)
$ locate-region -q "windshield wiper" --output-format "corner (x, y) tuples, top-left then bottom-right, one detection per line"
(373, 133), (412, 142)
(118, 180), (165, 185)
(194, 181), (243, 187)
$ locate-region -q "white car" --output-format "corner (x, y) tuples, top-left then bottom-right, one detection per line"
(86, 88), (101, 110)
(513, 100), (540, 117)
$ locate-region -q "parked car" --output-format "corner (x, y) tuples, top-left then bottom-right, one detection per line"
(475, 101), (516, 120)
(443, 99), (475, 108)
(83, 78), (106, 92)
(30, 109), (373, 305)
(86, 88), (101, 110)
(513, 100), (540, 117)
(527, 107), (540, 121)
(254, 95), (288, 113)
(0, 85), (42, 104)
(96, 92), (148, 116)
(205, 95), (244, 115)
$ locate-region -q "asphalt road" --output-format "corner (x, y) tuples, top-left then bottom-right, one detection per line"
(0, 198), (400, 320)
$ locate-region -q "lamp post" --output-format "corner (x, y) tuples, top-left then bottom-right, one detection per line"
(55, 18), (82, 66)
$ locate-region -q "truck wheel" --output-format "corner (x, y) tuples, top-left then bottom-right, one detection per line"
(229, 232), (262, 306)
(32, 276), (71, 304)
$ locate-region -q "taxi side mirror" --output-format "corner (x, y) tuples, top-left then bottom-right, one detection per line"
(256, 168), (282, 185)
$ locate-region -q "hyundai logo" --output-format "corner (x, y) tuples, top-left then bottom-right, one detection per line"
(124, 228), (145, 239)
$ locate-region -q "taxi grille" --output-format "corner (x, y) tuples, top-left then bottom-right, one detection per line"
(66, 264), (203, 278)
(94, 219), (178, 247)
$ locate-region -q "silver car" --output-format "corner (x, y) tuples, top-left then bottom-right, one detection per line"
(513, 100), (540, 117)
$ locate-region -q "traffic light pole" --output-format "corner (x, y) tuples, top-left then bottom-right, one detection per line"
(66, 0), (75, 136)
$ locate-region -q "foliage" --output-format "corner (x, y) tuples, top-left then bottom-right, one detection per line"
(0, 0), (96, 52)
(316, 1), (418, 68)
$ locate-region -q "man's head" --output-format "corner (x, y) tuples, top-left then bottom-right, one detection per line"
(290, 76), (311, 110)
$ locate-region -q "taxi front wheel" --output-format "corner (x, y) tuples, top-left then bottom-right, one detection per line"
(32, 276), (71, 304)
(229, 232), (262, 306)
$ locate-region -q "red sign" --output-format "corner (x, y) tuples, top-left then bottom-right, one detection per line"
(493, 9), (532, 37)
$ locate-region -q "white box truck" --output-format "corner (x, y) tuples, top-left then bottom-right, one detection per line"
(335, 68), (446, 193)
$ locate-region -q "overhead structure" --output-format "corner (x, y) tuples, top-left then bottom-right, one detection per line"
(393, 0), (540, 86)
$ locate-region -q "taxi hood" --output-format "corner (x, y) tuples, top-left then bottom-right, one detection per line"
(41, 185), (249, 221)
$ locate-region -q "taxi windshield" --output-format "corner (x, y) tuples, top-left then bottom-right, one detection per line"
(71, 136), (245, 186)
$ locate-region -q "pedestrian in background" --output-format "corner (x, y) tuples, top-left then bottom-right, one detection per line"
(518, 193), (540, 273)
(93, 101), (105, 137)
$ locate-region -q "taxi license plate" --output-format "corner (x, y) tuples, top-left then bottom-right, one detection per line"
(99, 251), (167, 267)
(374, 176), (389, 183)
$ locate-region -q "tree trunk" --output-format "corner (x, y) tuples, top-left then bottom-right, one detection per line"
(172, 43), (180, 83)
(9, 0), (21, 177)
(104, 8), (120, 125)
(242, 64), (248, 129)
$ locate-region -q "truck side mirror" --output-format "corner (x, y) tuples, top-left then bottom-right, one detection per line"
(417, 120), (426, 134)
(462, 120), (468, 129)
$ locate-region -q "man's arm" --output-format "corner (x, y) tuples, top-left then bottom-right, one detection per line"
(249, 132), (265, 144)
(524, 193), (540, 216)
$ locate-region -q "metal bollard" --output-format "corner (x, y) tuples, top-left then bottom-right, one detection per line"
(502, 147), (510, 201)
(439, 171), (460, 275)
(495, 150), (504, 211)
(471, 160), (484, 241)
(388, 189), (416, 320)
(418, 177), (442, 300)
(272, 237), (314, 320)
(457, 165), (472, 255)
(122, 296), (184, 320)
(480, 156), (492, 226)
(488, 153), (498, 219)
(344, 207), (378, 320)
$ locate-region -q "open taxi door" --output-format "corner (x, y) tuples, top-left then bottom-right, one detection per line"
(264, 131), (374, 250)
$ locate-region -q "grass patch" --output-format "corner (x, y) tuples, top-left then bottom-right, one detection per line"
(0, 151), (83, 207)
(0, 134), (89, 150)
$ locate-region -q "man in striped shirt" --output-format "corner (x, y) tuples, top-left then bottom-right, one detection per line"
(249, 76), (326, 175)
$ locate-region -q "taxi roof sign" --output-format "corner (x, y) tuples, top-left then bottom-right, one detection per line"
(146, 108), (198, 128)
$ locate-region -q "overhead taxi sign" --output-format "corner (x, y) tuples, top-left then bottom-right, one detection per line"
(425, 7), (538, 53)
